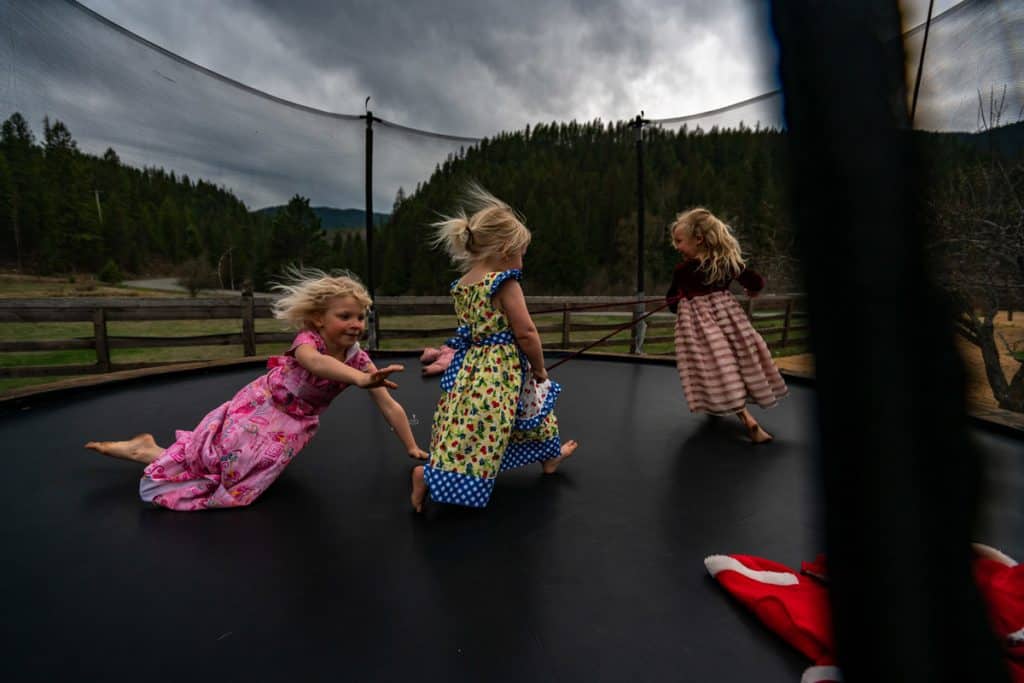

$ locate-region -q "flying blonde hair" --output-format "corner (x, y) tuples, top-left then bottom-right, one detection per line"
(271, 266), (372, 329)
(669, 208), (746, 284)
(432, 182), (531, 272)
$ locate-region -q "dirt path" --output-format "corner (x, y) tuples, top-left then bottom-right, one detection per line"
(774, 312), (1023, 419)
(122, 278), (242, 296)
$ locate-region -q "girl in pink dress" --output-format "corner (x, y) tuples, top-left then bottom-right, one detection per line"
(665, 208), (788, 443)
(85, 271), (427, 511)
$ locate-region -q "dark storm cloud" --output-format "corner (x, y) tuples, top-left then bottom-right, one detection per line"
(242, 0), (663, 131)
(343, 0), (775, 130)
(81, 0), (780, 134)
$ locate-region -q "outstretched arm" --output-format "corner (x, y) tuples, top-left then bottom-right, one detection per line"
(368, 381), (428, 460)
(494, 279), (547, 381)
(293, 343), (402, 389)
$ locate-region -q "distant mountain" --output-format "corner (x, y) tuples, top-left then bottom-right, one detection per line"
(253, 206), (389, 230)
(968, 119), (1024, 157)
(924, 120), (1024, 158)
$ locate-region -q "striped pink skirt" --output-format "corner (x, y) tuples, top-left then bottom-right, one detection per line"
(674, 291), (789, 415)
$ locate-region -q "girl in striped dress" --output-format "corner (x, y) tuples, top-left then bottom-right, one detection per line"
(410, 184), (578, 512)
(665, 208), (788, 443)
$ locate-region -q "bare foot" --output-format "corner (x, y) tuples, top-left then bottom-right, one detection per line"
(410, 466), (427, 513)
(541, 439), (579, 474)
(84, 433), (163, 464)
(748, 423), (774, 444)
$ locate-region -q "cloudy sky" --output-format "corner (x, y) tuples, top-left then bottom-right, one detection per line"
(72, 0), (782, 136)
(2, 0), (983, 209)
(72, 0), (961, 132)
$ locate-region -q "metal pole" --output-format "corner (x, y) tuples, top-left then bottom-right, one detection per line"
(909, 0), (935, 126)
(364, 105), (378, 349)
(631, 113), (649, 354)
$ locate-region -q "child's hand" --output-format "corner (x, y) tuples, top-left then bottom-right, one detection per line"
(531, 365), (548, 383)
(360, 364), (403, 389)
(408, 447), (428, 460)
(744, 288), (760, 299)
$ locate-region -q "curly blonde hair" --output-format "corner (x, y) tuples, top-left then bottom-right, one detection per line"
(271, 267), (372, 329)
(432, 182), (531, 272)
(669, 208), (746, 284)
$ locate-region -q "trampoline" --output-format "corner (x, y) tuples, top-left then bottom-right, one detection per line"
(3, 354), (1020, 681)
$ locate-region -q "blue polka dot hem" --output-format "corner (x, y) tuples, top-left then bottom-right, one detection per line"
(501, 436), (562, 471)
(423, 464), (495, 508)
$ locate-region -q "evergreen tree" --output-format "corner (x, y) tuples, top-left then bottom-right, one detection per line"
(0, 109), (1016, 299)
(268, 194), (328, 275)
(0, 152), (16, 268)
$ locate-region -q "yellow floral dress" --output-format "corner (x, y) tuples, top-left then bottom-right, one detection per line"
(424, 269), (562, 507)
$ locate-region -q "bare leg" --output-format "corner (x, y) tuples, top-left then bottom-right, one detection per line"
(736, 409), (773, 444)
(541, 439), (579, 474)
(84, 433), (164, 464)
(410, 465), (427, 513)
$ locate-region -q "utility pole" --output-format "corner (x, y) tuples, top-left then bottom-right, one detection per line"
(909, 0), (935, 126)
(360, 96), (381, 349)
(629, 112), (650, 354)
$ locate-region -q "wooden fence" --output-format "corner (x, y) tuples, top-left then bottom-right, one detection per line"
(0, 292), (808, 379)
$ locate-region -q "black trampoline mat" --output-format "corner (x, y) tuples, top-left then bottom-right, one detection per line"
(3, 354), (1020, 681)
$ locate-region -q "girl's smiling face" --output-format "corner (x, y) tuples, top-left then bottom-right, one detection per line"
(312, 295), (366, 356)
(671, 226), (704, 259)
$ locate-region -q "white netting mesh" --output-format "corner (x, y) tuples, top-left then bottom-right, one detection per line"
(905, 0), (1024, 131)
(650, 0), (1023, 134)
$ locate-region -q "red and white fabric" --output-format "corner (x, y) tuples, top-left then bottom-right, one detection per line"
(972, 544), (1024, 681)
(705, 544), (1024, 682)
(704, 554), (839, 682)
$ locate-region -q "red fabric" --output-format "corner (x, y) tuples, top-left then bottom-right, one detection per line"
(800, 554), (829, 583)
(709, 550), (1024, 682)
(974, 557), (1024, 681)
(707, 555), (835, 666)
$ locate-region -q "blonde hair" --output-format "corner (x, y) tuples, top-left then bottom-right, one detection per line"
(432, 182), (531, 272)
(669, 208), (746, 285)
(271, 267), (372, 329)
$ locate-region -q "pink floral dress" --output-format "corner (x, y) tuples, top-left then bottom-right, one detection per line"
(139, 330), (370, 511)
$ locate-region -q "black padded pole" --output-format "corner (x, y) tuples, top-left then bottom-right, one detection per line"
(770, 1), (1008, 680)
(363, 109), (379, 348)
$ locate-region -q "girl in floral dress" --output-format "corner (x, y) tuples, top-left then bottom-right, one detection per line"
(85, 271), (427, 511)
(410, 184), (578, 512)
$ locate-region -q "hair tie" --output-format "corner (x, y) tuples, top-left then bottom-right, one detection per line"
(465, 223), (474, 249)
